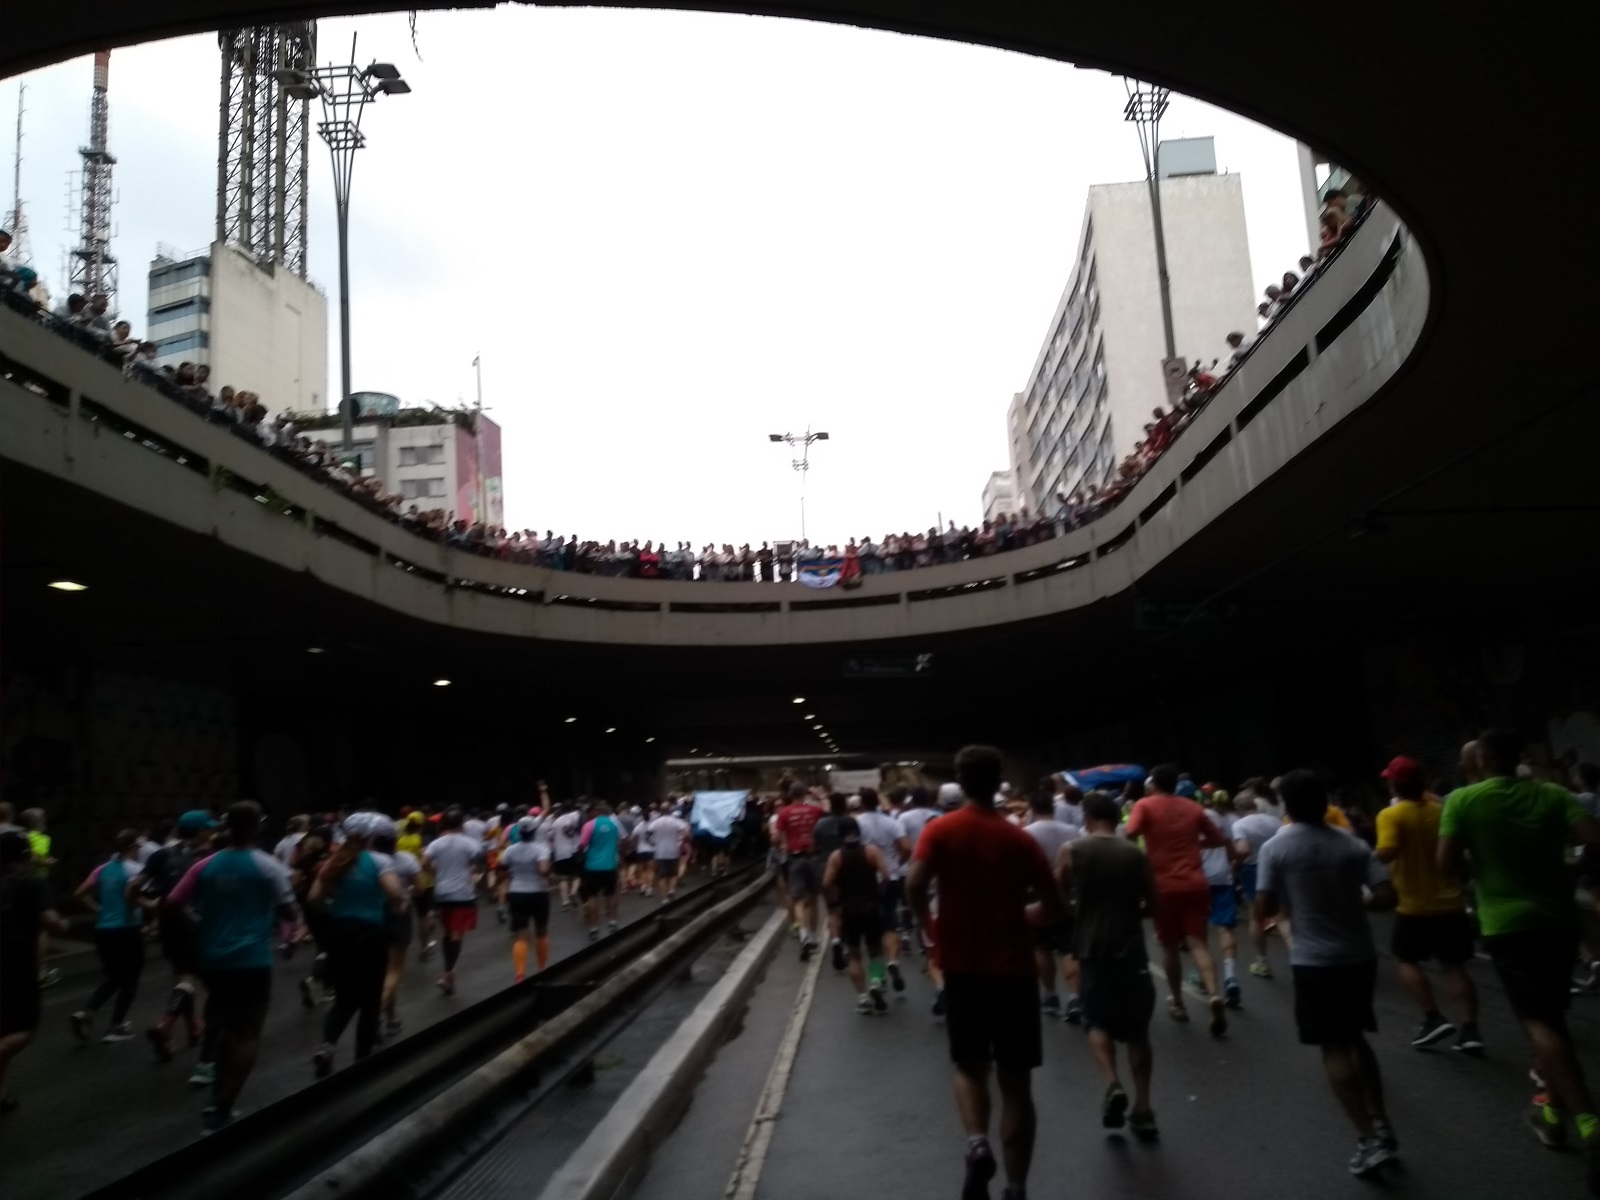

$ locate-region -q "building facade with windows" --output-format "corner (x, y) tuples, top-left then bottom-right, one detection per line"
(146, 241), (327, 414)
(1005, 139), (1257, 515)
(980, 469), (1018, 522)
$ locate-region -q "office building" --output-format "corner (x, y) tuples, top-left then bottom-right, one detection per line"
(146, 241), (328, 414)
(980, 469), (1018, 521)
(1004, 138), (1256, 513)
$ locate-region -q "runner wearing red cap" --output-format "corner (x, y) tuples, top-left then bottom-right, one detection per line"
(1374, 755), (1482, 1052)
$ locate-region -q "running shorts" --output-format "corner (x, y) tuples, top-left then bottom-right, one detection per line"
(508, 891), (551, 933)
(580, 870), (618, 900)
(158, 911), (201, 976)
(839, 902), (885, 951)
(386, 906), (415, 948)
(1291, 959), (1378, 1045)
(438, 900), (478, 936)
(630, 851), (652, 865)
(412, 888), (434, 916)
(1390, 911), (1474, 966)
(786, 855), (822, 899)
(879, 878), (906, 930)
(943, 972), (1041, 1072)
(1207, 884), (1238, 930)
(553, 856), (583, 879)
(1032, 918), (1074, 956)
(0, 955), (40, 1035)
(654, 858), (680, 880)
(201, 967), (272, 1032)
(1079, 957), (1155, 1043)
(1485, 926), (1578, 1029)
(1152, 888), (1210, 946)
(1236, 863), (1259, 902)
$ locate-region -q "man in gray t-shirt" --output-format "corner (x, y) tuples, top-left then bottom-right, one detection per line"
(1256, 770), (1397, 1177)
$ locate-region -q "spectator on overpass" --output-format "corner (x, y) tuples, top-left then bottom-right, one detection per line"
(907, 744), (1067, 1200)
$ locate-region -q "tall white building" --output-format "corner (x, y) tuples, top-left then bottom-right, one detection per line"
(146, 241), (328, 414)
(1005, 139), (1257, 513)
(980, 469), (1018, 522)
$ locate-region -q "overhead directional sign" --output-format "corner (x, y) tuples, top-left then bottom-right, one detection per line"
(843, 653), (934, 678)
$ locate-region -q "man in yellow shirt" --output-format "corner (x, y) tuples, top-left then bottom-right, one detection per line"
(1374, 756), (1482, 1053)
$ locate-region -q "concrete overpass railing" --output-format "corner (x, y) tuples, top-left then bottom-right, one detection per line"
(0, 206), (1424, 646)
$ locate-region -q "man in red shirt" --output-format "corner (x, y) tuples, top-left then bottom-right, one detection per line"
(1124, 763), (1230, 1036)
(908, 746), (1067, 1200)
(774, 782), (825, 959)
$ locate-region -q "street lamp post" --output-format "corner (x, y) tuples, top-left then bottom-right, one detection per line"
(768, 429), (830, 543)
(1123, 80), (1177, 365)
(276, 33), (410, 458)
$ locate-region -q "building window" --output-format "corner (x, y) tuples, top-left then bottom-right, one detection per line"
(154, 330), (209, 354)
(398, 444), (445, 467)
(148, 260), (211, 287)
(401, 477), (447, 500)
(149, 297), (210, 326)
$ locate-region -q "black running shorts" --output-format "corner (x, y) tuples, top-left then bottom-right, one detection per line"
(1079, 957), (1155, 1043)
(1485, 925), (1578, 1029)
(580, 870), (618, 900)
(839, 902), (885, 952)
(202, 967), (272, 1034)
(1390, 911), (1474, 965)
(1291, 959), (1378, 1045)
(508, 891), (551, 933)
(943, 972), (1042, 1072)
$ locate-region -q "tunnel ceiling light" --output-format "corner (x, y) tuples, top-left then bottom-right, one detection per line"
(802, 713), (815, 720)
(564, 717), (577, 723)
(48, 580), (88, 591)
(645, 736), (656, 743)
(306, 646), (325, 654)
(792, 697), (805, 704)
(813, 724), (824, 730)
(433, 679), (452, 687)
(605, 727), (617, 733)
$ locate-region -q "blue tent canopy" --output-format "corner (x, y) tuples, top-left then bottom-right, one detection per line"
(1061, 764), (1146, 791)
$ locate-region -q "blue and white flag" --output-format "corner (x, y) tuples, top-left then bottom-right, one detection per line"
(796, 558), (844, 588)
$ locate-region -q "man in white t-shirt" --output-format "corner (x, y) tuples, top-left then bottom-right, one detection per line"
(1195, 791), (1242, 1006)
(855, 790), (912, 992)
(1052, 776), (1085, 829)
(423, 808), (485, 996)
(549, 807), (584, 909)
(647, 808), (689, 901)
(1025, 788), (1084, 1021)
(1232, 793), (1288, 977)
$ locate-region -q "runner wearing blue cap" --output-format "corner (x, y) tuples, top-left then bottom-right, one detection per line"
(141, 810), (218, 1064)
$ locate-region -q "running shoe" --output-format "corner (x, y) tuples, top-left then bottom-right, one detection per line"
(70, 1011), (91, 1043)
(188, 1061), (216, 1087)
(1166, 998), (1189, 1023)
(147, 1025), (174, 1063)
(799, 938), (816, 962)
(932, 989), (947, 1018)
(1348, 1136), (1396, 1176)
(830, 939), (847, 972)
(856, 994), (874, 1016)
(384, 1015), (403, 1039)
(1249, 960), (1272, 979)
(962, 1139), (997, 1200)
(588, 929), (600, 943)
(1101, 1082), (1129, 1129)
(1372, 1118), (1399, 1153)
(438, 972), (456, 996)
(1573, 960), (1600, 993)
(887, 961), (905, 992)
(200, 1106), (236, 1136)
(1453, 1023), (1485, 1054)
(1410, 1012), (1455, 1048)
(312, 1046), (334, 1079)
(1223, 977), (1242, 1009)
(1526, 1105), (1568, 1149)
(1064, 995), (1085, 1025)
(102, 1023), (137, 1043)
(496, 906), (507, 925)
(1128, 1109), (1159, 1142)
(608, 920), (619, 933)
(1040, 993), (1061, 1017)
(870, 984), (888, 1013)
(37, 967), (61, 989)
(1207, 996), (1228, 1038)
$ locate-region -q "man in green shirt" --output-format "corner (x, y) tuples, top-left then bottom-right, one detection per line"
(1439, 729), (1600, 1190)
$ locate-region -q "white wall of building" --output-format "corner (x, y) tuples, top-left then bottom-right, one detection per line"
(981, 469), (1018, 521)
(208, 242), (328, 415)
(387, 422), (462, 509)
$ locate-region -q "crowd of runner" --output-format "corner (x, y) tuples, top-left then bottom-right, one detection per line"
(764, 735), (1600, 1198)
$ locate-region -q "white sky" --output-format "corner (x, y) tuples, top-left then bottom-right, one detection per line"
(5, 8), (1310, 545)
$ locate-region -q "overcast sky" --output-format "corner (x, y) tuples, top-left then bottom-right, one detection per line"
(6, 8), (1310, 545)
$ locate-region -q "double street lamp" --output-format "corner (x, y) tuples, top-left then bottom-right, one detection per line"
(1123, 79), (1181, 400)
(274, 34), (411, 456)
(768, 429), (829, 542)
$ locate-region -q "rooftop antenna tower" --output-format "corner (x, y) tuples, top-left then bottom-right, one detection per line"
(68, 51), (117, 305)
(8, 84), (31, 267)
(217, 22), (315, 277)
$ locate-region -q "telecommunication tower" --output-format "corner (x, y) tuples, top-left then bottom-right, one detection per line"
(217, 23), (315, 277)
(68, 51), (117, 305)
(8, 84), (31, 268)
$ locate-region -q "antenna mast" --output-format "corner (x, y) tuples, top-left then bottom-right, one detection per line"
(69, 50), (118, 306)
(8, 84), (29, 267)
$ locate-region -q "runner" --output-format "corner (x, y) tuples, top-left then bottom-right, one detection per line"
(1439, 729), (1600, 1192)
(1051, 777), (1085, 829)
(812, 795), (850, 970)
(292, 822), (336, 1007)
(22, 809), (60, 989)
(165, 800), (299, 1133)
(309, 814), (405, 1076)
(424, 808), (486, 996)
(822, 817), (893, 1014)
(371, 819), (420, 1040)
(1373, 755), (1482, 1052)
(648, 804), (690, 902)
(0, 830), (69, 1114)
(907, 745), (1068, 1200)
(141, 810), (217, 1062)
(498, 816), (553, 981)
(775, 783), (825, 959)
(1256, 769), (1399, 1177)
(579, 801), (625, 940)
(397, 812), (438, 961)
(1023, 784), (1082, 1022)
(630, 806), (655, 895)
(1231, 789), (1288, 976)
(68, 829), (146, 1044)
(856, 788), (913, 994)
(1059, 790), (1160, 1141)
(1123, 764), (1231, 1035)
(550, 804), (584, 910)
(1190, 782), (1243, 1007)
